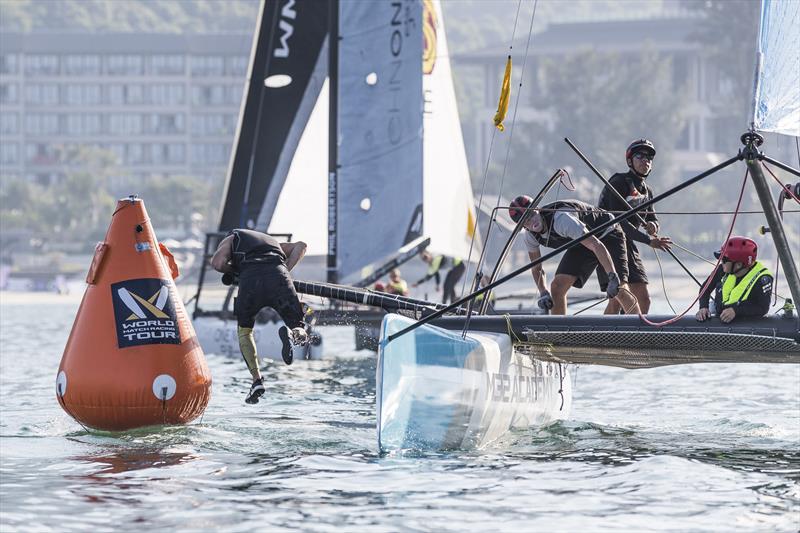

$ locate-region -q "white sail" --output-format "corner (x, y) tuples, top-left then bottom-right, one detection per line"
(268, 0), (480, 274)
(752, 0), (800, 136)
(268, 79), (329, 254)
(423, 0), (481, 259)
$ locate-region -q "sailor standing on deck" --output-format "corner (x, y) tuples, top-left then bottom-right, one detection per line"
(597, 139), (672, 314)
(509, 197), (639, 315)
(413, 251), (466, 304)
(696, 236), (773, 323)
(211, 229), (309, 404)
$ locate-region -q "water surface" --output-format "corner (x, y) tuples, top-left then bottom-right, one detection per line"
(1, 294), (798, 532)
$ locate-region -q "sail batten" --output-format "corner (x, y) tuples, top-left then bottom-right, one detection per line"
(752, 0), (800, 137)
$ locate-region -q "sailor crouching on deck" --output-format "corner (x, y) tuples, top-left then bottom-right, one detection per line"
(509, 197), (640, 315)
(211, 229), (309, 404)
(696, 236), (773, 323)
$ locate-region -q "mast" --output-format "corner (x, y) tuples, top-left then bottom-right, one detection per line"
(742, 133), (800, 307)
(327, 0), (339, 284)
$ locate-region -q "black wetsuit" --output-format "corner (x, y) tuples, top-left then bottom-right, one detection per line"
(597, 170), (658, 288)
(529, 200), (629, 289)
(230, 229), (304, 330)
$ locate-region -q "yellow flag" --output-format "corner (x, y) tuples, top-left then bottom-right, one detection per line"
(493, 55), (512, 131)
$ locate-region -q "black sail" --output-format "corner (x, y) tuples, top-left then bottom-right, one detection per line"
(218, 0), (329, 232)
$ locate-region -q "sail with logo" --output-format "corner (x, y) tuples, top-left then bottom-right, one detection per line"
(217, 0), (479, 283)
(194, 0), (481, 358)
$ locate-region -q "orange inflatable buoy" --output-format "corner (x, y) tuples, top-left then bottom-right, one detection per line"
(57, 196), (211, 431)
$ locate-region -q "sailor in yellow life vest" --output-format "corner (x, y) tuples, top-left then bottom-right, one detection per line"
(696, 236), (773, 323)
(413, 251), (466, 304)
(385, 268), (409, 296)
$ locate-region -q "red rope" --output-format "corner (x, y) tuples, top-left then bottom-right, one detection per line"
(637, 168), (751, 327)
(762, 162), (800, 204)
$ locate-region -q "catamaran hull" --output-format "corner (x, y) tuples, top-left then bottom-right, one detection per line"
(377, 314), (571, 452)
(193, 316), (324, 361)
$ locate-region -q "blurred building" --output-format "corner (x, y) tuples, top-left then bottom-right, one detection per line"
(0, 32), (253, 188)
(453, 16), (796, 178)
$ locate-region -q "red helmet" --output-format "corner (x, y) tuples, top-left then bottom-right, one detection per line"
(720, 236), (757, 267)
(374, 282), (386, 292)
(509, 195), (534, 223)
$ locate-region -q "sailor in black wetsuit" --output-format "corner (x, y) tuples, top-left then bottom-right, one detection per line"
(696, 236), (773, 323)
(598, 139), (672, 314)
(211, 229), (308, 404)
(508, 196), (639, 315)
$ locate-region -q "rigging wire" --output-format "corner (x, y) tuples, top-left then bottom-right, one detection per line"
(670, 241), (715, 265)
(652, 248), (677, 314)
(467, 0), (541, 293)
(491, 0), (540, 214)
(761, 162), (800, 204)
(458, 0), (524, 302)
(639, 168), (750, 327)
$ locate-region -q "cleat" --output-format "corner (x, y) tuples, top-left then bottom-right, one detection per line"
(245, 377), (265, 404)
(279, 326), (294, 365)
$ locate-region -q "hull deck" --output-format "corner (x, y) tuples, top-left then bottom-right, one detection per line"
(432, 315), (800, 368)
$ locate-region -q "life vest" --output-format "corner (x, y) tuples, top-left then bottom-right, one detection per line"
(427, 255), (461, 275)
(387, 279), (408, 295)
(231, 229), (286, 269)
(721, 261), (772, 306)
(532, 200), (614, 249)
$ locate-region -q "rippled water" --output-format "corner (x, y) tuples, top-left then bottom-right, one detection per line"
(1, 294), (798, 532)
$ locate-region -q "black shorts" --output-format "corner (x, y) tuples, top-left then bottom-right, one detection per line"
(554, 228), (629, 289)
(235, 263), (305, 329)
(597, 240), (648, 290)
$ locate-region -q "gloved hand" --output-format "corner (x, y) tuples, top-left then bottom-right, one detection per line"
(606, 272), (620, 298)
(221, 272), (239, 286)
(537, 291), (554, 310)
(695, 307), (710, 322)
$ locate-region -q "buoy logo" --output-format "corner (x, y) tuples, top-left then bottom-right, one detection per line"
(112, 278), (181, 348)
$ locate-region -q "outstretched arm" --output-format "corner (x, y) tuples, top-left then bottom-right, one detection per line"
(581, 235), (615, 276)
(528, 249), (548, 295)
(210, 235), (234, 273)
(280, 241), (307, 271)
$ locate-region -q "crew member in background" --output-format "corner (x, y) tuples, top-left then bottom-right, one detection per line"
(211, 229), (308, 404)
(473, 274), (497, 313)
(385, 268), (409, 296)
(413, 251), (466, 304)
(695, 236), (772, 323)
(597, 139), (672, 314)
(508, 196), (639, 315)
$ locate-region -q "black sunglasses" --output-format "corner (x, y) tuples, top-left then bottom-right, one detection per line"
(633, 153), (653, 162)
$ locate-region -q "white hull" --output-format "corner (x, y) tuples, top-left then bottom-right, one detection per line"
(377, 314), (571, 452)
(193, 316), (324, 361)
